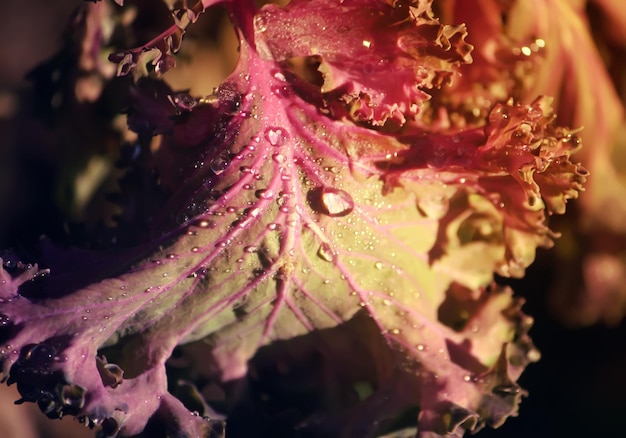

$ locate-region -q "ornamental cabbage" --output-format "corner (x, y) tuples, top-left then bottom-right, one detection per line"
(0, 1), (588, 437)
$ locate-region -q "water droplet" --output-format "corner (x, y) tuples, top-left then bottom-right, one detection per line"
(416, 344), (425, 351)
(59, 384), (86, 410)
(272, 153), (286, 163)
(246, 207), (261, 218)
(382, 299), (391, 306)
(390, 328), (401, 335)
(210, 154), (230, 175)
(374, 262), (384, 270)
(198, 220), (215, 229)
(273, 71), (286, 81)
(255, 189), (274, 199)
(264, 127), (288, 147)
(0, 314), (10, 327)
(267, 223), (281, 231)
(492, 384), (520, 396)
(276, 192), (290, 206)
(271, 85), (293, 98)
(191, 246), (200, 252)
(244, 246), (259, 253)
(310, 187), (354, 217)
(24, 344), (57, 364)
(317, 242), (336, 262)
(169, 92), (197, 111)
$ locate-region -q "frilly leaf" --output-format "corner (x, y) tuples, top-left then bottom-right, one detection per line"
(1, 1), (585, 437)
(254, 0), (473, 126)
(383, 97), (586, 278)
(108, 0), (224, 79)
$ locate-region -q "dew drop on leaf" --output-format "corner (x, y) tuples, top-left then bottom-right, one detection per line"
(492, 384), (520, 396)
(24, 344), (57, 364)
(264, 127), (288, 147)
(210, 154), (230, 175)
(272, 153), (286, 163)
(256, 189), (274, 199)
(309, 187), (355, 217)
(317, 242), (336, 262)
(169, 92), (197, 111)
(198, 220), (215, 228)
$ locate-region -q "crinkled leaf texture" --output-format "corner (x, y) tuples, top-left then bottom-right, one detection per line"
(440, 0), (626, 326)
(0, 0), (585, 437)
(254, 0), (473, 126)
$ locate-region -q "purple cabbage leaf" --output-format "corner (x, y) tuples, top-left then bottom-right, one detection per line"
(1, 0), (586, 437)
